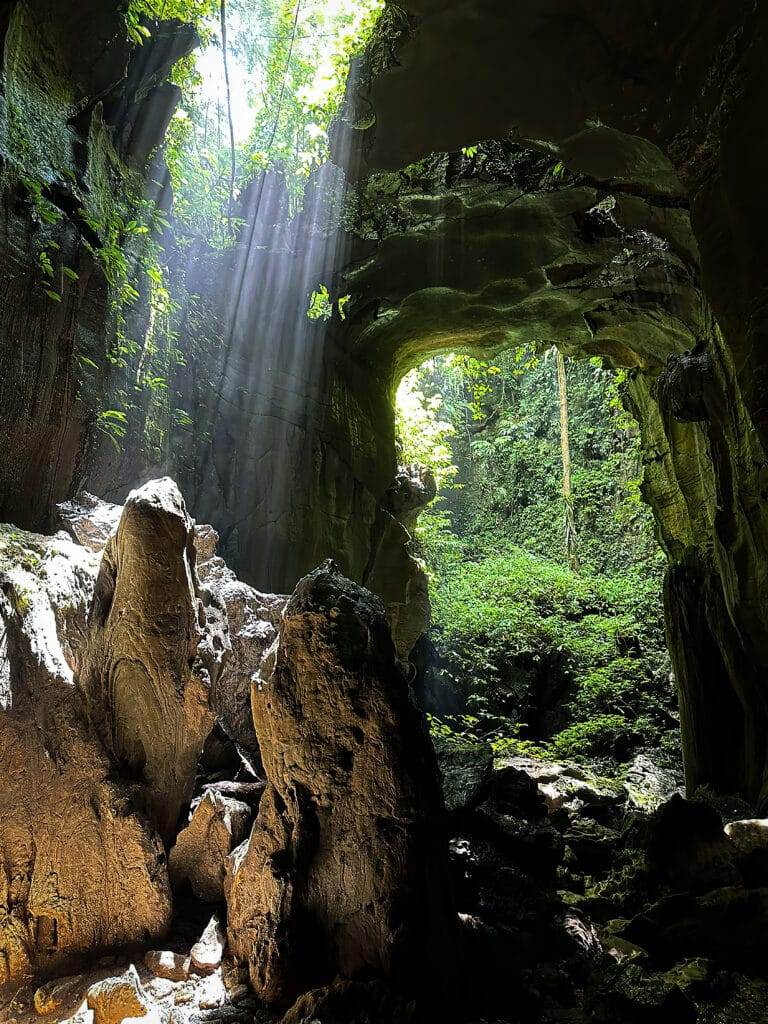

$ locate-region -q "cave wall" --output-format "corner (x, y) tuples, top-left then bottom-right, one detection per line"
(0, 0), (194, 532)
(83, 169), (396, 595)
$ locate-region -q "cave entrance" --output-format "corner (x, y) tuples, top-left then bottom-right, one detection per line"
(395, 346), (680, 776)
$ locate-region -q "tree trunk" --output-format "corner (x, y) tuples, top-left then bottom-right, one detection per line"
(220, 0), (236, 229)
(556, 348), (579, 571)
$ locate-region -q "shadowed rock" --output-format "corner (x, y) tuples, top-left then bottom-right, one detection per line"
(226, 559), (455, 1014)
(79, 478), (228, 841)
(195, 522), (287, 754)
(656, 344), (716, 423)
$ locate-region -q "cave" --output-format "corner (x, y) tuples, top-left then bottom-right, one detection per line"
(2, 1), (768, 1022)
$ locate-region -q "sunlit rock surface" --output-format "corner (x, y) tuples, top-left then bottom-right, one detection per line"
(0, 479), (285, 986)
(0, 521), (172, 982)
(195, 523), (287, 755)
(226, 559), (455, 1014)
(78, 478), (227, 842)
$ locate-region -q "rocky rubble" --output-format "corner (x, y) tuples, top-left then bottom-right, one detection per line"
(0, 483), (460, 1023)
(435, 741), (768, 1023)
(0, 479), (282, 998)
(8, 478), (768, 1024)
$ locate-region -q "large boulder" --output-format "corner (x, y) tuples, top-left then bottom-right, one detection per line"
(724, 819), (768, 887)
(86, 966), (148, 1024)
(621, 886), (768, 972)
(226, 560), (456, 1012)
(78, 479), (228, 841)
(433, 737), (494, 812)
(632, 794), (740, 895)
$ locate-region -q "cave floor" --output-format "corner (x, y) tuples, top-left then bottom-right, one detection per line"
(5, 749), (768, 1024)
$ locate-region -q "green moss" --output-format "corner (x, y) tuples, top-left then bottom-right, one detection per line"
(0, 526), (46, 577)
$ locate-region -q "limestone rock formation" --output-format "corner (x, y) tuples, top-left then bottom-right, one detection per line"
(0, 521), (172, 983)
(0, 0), (195, 535)
(280, 978), (406, 1024)
(196, 524), (286, 754)
(78, 478), (228, 841)
(169, 791), (251, 902)
(226, 559), (455, 1013)
(59, 492), (282, 765)
(364, 466), (436, 659)
(190, 915), (226, 974)
(144, 950), (191, 983)
(433, 736), (494, 813)
(329, 0), (768, 815)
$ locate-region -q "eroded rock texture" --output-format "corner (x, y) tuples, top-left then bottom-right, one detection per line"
(169, 791), (251, 903)
(195, 523), (287, 756)
(0, 523), (172, 983)
(226, 560), (455, 1014)
(365, 466), (436, 659)
(78, 478), (227, 841)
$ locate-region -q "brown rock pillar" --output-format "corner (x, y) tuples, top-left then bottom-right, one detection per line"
(79, 478), (228, 841)
(226, 559), (455, 1017)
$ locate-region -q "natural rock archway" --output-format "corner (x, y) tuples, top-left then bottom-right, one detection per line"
(319, 0), (768, 810)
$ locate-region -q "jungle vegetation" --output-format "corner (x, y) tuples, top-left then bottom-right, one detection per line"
(396, 350), (677, 767)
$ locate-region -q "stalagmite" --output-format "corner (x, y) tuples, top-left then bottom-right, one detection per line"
(226, 559), (456, 1016)
(78, 478), (229, 841)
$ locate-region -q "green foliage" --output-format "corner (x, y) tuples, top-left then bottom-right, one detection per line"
(97, 409), (129, 449)
(409, 349), (660, 577)
(126, 0), (218, 43)
(400, 349), (673, 764)
(307, 284), (333, 320)
(395, 366), (457, 489)
(426, 540), (672, 761)
(552, 159), (566, 180)
(162, 0), (385, 240)
(234, 0), (383, 201)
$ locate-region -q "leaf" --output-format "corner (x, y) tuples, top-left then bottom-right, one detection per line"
(44, 290), (62, 302)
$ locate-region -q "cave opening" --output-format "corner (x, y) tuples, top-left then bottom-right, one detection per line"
(394, 347), (679, 778)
